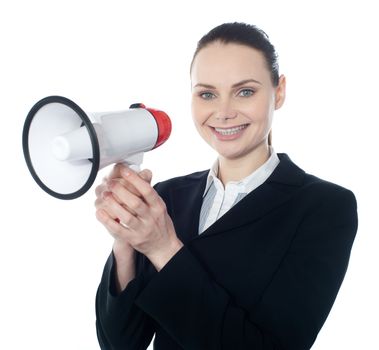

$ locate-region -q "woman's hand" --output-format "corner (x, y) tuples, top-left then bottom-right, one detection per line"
(95, 164), (157, 291)
(95, 164), (184, 271)
(95, 164), (151, 252)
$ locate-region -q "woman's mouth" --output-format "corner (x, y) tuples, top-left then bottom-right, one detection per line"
(210, 124), (250, 140)
(214, 124), (249, 135)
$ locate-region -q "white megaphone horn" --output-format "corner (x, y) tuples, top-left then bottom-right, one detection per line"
(22, 95), (172, 200)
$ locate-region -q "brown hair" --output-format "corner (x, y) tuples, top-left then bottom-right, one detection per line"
(191, 22), (279, 87)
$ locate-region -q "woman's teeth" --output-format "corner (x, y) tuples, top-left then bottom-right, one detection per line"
(214, 124), (248, 135)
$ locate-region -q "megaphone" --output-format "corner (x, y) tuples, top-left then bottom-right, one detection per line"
(22, 95), (171, 200)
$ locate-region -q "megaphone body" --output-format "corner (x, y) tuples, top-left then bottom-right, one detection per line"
(23, 96), (171, 200)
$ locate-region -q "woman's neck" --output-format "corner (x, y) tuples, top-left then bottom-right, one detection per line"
(218, 143), (271, 186)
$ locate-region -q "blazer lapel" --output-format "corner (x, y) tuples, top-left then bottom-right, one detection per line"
(169, 171), (208, 243)
(170, 153), (306, 242)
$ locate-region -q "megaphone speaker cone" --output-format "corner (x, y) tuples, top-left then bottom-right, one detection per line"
(22, 96), (100, 200)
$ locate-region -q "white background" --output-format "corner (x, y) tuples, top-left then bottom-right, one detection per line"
(0, 0), (378, 349)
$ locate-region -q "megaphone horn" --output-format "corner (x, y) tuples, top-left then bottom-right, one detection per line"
(22, 96), (171, 200)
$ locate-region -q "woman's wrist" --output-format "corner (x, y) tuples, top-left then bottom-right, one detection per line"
(112, 239), (135, 261)
(112, 239), (136, 294)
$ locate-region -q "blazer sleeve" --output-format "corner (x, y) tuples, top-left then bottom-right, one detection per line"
(133, 187), (358, 350)
(95, 251), (157, 350)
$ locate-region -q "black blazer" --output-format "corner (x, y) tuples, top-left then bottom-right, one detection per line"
(95, 153), (358, 350)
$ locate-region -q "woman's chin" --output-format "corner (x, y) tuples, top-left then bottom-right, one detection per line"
(212, 142), (267, 162)
(214, 148), (245, 161)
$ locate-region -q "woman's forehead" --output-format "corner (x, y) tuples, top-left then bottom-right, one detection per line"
(191, 42), (270, 86)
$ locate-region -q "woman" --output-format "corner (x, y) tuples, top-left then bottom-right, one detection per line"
(94, 22), (358, 350)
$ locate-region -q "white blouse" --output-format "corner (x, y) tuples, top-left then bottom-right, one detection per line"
(198, 146), (280, 234)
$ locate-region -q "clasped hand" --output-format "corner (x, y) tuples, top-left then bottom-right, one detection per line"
(95, 164), (183, 271)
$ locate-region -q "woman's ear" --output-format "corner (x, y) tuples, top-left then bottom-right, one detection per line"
(275, 74), (286, 110)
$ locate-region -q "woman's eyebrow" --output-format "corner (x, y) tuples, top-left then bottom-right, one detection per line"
(193, 79), (262, 89)
(192, 83), (216, 89)
(232, 79), (262, 87)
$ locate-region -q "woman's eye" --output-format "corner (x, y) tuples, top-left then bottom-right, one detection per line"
(199, 92), (215, 100)
(238, 89), (254, 97)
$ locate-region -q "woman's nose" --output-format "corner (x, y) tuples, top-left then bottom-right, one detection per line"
(215, 99), (238, 121)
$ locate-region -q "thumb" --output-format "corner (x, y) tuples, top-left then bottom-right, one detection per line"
(138, 169), (153, 184)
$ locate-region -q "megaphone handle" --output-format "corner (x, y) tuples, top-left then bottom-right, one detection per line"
(114, 153), (144, 227)
(121, 152), (144, 173)
(127, 164), (140, 172)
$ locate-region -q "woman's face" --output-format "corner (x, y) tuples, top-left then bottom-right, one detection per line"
(191, 42), (285, 161)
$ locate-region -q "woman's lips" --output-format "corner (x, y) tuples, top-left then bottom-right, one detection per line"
(209, 124), (250, 141)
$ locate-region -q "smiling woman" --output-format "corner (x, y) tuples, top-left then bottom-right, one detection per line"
(190, 40), (285, 185)
(94, 22), (358, 350)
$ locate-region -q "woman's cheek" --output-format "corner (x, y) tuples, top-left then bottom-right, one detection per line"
(192, 104), (208, 126)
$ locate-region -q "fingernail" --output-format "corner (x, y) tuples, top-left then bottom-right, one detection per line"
(122, 168), (131, 177)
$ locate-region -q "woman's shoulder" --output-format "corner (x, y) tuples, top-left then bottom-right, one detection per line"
(300, 173), (357, 214)
(272, 158), (356, 224)
(302, 172), (354, 195)
(261, 153), (357, 216)
(276, 152), (356, 198)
